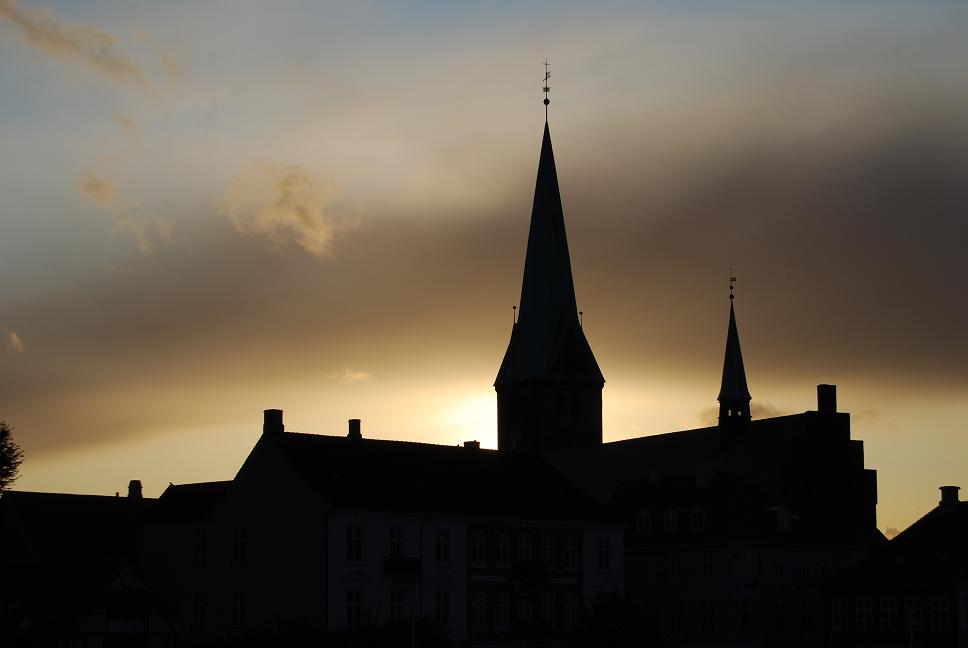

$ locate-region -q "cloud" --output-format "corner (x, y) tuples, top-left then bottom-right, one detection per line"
(79, 171), (173, 254)
(81, 171), (117, 207)
(332, 368), (374, 387)
(1, 327), (25, 353)
(221, 163), (339, 257)
(0, 0), (147, 89)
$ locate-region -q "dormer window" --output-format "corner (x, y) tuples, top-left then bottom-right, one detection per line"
(662, 510), (678, 533)
(635, 512), (653, 535)
(690, 509), (706, 532)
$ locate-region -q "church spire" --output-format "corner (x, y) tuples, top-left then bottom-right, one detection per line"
(494, 96), (604, 452)
(718, 276), (752, 424)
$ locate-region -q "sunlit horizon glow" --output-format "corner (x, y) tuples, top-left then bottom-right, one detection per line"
(2, 0), (967, 536)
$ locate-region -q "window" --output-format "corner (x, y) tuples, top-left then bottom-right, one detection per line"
(564, 594), (578, 628)
(495, 532), (510, 567)
(700, 553), (714, 578)
(435, 590), (450, 627)
(880, 597), (897, 631)
(563, 535), (578, 570)
(597, 536), (610, 569)
(540, 592), (555, 625)
(690, 509), (706, 532)
(775, 600), (785, 630)
(773, 554), (785, 579)
(930, 596), (950, 630)
(232, 529), (246, 564)
(518, 533), (532, 563)
(540, 534), (554, 566)
(671, 602), (684, 633)
(495, 592), (510, 630)
(191, 592), (206, 628)
(701, 602), (714, 631)
(635, 512), (652, 535)
(856, 598), (872, 631)
(516, 595), (533, 623)
(470, 531), (486, 566)
(470, 592), (486, 629)
(671, 554), (681, 579)
(777, 507), (792, 532)
(346, 590), (362, 627)
(232, 592), (245, 626)
(831, 598), (848, 631)
(905, 597), (923, 630)
(802, 600), (815, 631)
(435, 529), (449, 563)
(662, 510), (678, 533)
(346, 525), (362, 561)
(193, 530), (207, 565)
(389, 526), (405, 558)
(800, 554), (810, 579)
(740, 600), (752, 630)
(390, 590), (405, 622)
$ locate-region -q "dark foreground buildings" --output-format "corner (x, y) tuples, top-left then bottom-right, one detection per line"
(2, 112), (961, 647)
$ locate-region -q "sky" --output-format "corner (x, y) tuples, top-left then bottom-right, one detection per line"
(1, 0), (966, 536)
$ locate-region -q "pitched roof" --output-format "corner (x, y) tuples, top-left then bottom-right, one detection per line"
(268, 432), (611, 522)
(718, 300), (752, 405)
(152, 480), (231, 521)
(495, 123), (603, 387)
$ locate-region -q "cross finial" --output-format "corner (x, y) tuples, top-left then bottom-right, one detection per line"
(542, 59), (551, 121)
(729, 269), (737, 300)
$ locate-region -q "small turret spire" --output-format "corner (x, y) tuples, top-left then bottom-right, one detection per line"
(718, 274), (752, 425)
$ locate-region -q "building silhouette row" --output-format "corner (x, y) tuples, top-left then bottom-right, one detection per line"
(1, 113), (965, 647)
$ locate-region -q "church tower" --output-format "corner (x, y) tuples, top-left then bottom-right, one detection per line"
(718, 281), (752, 425)
(495, 96), (604, 452)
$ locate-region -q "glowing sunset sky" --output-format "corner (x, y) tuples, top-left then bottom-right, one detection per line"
(1, 0), (966, 537)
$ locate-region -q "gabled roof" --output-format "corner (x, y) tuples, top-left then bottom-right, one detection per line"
(152, 480), (230, 522)
(718, 300), (752, 405)
(268, 432), (610, 522)
(0, 491), (154, 563)
(495, 123), (603, 387)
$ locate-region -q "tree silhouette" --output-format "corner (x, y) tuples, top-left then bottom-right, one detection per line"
(0, 421), (24, 492)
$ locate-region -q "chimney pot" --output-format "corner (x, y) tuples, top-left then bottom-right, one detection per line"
(263, 409), (284, 435)
(127, 479), (142, 499)
(348, 418), (362, 439)
(463, 440), (480, 450)
(817, 384), (837, 414)
(940, 485), (960, 510)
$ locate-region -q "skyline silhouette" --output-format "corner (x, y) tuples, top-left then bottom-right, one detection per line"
(1, 0), (966, 541)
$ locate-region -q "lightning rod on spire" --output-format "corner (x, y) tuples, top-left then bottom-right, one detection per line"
(729, 269), (737, 301)
(542, 59), (551, 121)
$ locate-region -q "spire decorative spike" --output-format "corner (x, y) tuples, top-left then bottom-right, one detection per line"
(718, 286), (752, 426)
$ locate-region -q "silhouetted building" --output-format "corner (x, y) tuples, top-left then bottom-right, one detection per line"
(0, 490), (175, 647)
(825, 486), (968, 647)
(140, 417), (624, 644)
(1, 114), (894, 647)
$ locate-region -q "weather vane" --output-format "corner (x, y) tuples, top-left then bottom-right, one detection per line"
(729, 268), (737, 300)
(542, 59), (551, 120)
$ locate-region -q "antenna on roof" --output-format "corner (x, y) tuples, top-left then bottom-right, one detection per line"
(729, 268), (737, 301)
(542, 59), (551, 121)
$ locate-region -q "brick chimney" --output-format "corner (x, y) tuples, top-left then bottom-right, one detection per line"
(348, 418), (362, 440)
(127, 479), (142, 499)
(939, 485), (960, 511)
(817, 384), (837, 414)
(263, 409), (284, 435)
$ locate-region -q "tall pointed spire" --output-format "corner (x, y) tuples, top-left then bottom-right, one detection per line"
(494, 109), (604, 452)
(718, 281), (752, 424)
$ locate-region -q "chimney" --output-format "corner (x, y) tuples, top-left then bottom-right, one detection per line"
(263, 409), (284, 435)
(939, 485), (960, 511)
(463, 440), (480, 450)
(817, 384), (837, 414)
(127, 479), (143, 499)
(348, 418), (362, 440)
